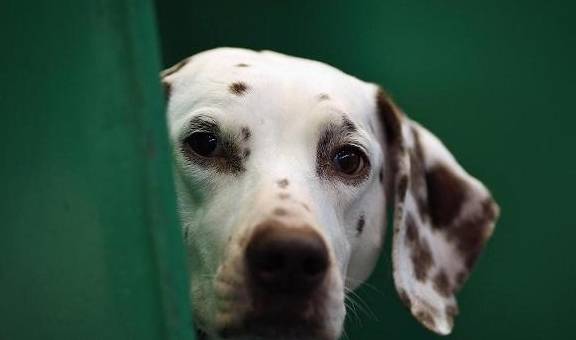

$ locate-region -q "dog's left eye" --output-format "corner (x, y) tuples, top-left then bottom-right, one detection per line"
(333, 146), (368, 176)
(184, 132), (219, 157)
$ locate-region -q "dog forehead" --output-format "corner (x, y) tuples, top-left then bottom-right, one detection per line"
(166, 48), (377, 124)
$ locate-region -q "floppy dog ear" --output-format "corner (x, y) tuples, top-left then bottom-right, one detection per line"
(377, 89), (499, 335)
(160, 56), (192, 99)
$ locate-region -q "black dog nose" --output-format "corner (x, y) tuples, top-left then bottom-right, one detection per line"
(246, 224), (329, 296)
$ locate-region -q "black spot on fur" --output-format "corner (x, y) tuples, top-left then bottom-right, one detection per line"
(229, 81), (249, 95)
(376, 89), (402, 146)
(397, 174), (409, 202)
(404, 213), (434, 282)
(163, 81), (171, 99)
(317, 93), (330, 101)
(236, 63), (250, 67)
(410, 127), (430, 220)
(356, 215), (366, 235)
(426, 165), (467, 228)
(274, 208), (289, 216)
(277, 179), (289, 188)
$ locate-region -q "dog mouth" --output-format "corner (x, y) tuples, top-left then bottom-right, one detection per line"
(213, 294), (332, 340)
(216, 314), (327, 340)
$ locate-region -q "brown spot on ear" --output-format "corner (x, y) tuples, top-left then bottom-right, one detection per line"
(356, 215), (366, 235)
(377, 89), (405, 202)
(433, 270), (452, 298)
(277, 179), (289, 188)
(317, 93), (330, 101)
(405, 213), (418, 243)
(398, 288), (412, 309)
(445, 304), (459, 319)
(405, 214), (433, 281)
(412, 238), (433, 282)
(426, 165), (467, 227)
(415, 310), (436, 330)
(229, 81), (249, 95)
(449, 199), (498, 270)
(273, 208), (289, 216)
(455, 271), (467, 290)
(410, 127), (429, 220)
(376, 89), (403, 146)
(236, 63), (250, 67)
(397, 174), (409, 202)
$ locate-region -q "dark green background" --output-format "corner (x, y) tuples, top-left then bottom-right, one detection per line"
(155, 0), (576, 339)
(0, 1), (194, 339)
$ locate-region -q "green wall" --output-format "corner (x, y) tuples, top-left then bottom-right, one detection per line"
(0, 1), (194, 339)
(155, 0), (576, 339)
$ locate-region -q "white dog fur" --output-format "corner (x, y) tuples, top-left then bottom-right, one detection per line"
(161, 48), (499, 340)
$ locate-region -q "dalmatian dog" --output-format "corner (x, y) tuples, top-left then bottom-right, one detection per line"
(161, 48), (499, 340)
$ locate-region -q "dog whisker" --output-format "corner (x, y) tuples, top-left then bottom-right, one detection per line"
(344, 287), (378, 322)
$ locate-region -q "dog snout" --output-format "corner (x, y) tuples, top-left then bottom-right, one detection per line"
(246, 222), (329, 296)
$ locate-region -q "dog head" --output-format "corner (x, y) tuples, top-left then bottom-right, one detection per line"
(162, 48), (499, 339)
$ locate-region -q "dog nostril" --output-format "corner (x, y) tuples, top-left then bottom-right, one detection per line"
(246, 224), (329, 295)
(302, 254), (327, 276)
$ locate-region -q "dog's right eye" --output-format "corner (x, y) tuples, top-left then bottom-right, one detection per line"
(184, 132), (219, 157)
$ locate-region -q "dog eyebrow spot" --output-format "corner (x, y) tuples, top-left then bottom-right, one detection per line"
(241, 127), (252, 141)
(341, 116), (357, 133)
(229, 81), (249, 95)
(317, 93), (330, 101)
(356, 215), (365, 235)
(236, 63), (250, 67)
(277, 179), (289, 188)
(278, 192), (290, 200)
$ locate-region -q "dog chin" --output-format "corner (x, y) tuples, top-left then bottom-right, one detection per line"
(207, 309), (341, 340)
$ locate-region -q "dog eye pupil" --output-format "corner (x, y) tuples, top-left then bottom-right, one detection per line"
(333, 147), (364, 175)
(185, 132), (218, 157)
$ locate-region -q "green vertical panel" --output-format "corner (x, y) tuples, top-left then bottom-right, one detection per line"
(0, 1), (194, 340)
(155, 0), (576, 339)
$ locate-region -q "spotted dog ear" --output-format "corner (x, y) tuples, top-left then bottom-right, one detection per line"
(377, 89), (500, 335)
(160, 56), (192, 99)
